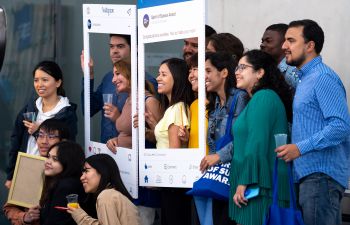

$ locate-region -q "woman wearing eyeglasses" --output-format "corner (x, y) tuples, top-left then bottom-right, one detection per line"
(203, 52), (248, 225)
(5, 61), (77, 189)
(229, 50), (293, 225)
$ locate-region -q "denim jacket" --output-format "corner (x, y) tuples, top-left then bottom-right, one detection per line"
(207, 88), (248, 163)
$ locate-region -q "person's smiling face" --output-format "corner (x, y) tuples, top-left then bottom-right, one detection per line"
(112, 66), (130, 93)
(188, 66), (198, 92)
(156, 63), (174, 100)
(37, 129), (60, 157)
(44, 147), (63, 176)
(235, 56), (260, 95)
(80, 162), (101, 193)
(33, 69), (61, 99)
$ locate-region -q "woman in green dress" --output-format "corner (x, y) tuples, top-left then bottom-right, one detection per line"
(229, 50), (294, 225)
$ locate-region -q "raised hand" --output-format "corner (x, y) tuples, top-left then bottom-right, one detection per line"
(80, 50), (94, 79)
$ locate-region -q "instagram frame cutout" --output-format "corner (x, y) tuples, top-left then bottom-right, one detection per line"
(82, 4), (138, 198)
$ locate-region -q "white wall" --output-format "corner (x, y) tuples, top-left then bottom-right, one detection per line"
(207, 0), (350, 105)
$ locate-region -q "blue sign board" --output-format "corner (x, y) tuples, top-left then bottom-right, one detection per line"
(137, 0), (191, 9)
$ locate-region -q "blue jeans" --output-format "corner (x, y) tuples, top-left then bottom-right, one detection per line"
(298, 172), (345, 225)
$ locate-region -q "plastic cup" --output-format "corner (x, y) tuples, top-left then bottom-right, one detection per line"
(23, 112), (36, 122)
(274, 133), (287, 148)
(103, 94), (113, 104)
(66, 194), (79, 208)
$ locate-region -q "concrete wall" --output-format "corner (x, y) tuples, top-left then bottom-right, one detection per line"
(207, 0), (350, 105)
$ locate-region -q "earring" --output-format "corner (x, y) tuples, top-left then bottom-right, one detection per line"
(253, 81), (259, 88)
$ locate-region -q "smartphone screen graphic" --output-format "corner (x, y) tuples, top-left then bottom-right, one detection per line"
(244, 187), (260, 199)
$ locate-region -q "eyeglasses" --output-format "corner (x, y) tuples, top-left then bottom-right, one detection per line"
(235, 64), (254, 73)
(35, 132), (59, 140)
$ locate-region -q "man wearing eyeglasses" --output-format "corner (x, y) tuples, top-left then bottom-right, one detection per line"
(35, 119), (70, 157)
(5, 119), (71, 189)
(4, 119), (71, 225)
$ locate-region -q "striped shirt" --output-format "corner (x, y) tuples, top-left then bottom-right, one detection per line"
(278, 57), (299, 88)
(292, 56), (350, 188)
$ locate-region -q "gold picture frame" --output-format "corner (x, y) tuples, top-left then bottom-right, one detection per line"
(7, 152), (46, 208)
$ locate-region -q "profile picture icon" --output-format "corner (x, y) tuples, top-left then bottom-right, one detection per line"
(143, 14), (149, 28)
(87, 19), (92, 29)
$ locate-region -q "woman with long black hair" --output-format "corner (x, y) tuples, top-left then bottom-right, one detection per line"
(68, 154), (140, 225)
(154, 58), (194, 225)
(229, 50), (293, 225)
(203, 52), (248, 225)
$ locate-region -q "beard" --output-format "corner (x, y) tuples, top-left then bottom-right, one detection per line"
(183, 52), (193, 61)
(286, 49), (306, 67)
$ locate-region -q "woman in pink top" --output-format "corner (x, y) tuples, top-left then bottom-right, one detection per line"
(106, 61), (132, 152)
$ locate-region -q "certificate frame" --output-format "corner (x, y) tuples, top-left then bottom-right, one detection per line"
(7, 152), (46, 208)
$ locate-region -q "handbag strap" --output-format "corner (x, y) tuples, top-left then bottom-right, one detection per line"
(215, 90), (242, 152)
(272, 158), (297, 209)
(224, 91), (241, 136)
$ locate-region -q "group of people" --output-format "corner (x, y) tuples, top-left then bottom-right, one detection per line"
(3, 55), (140, 224)
(4, 119), (139, 225)
(3, 18), (350, 225)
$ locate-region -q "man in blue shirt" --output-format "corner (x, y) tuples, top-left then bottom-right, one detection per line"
(81, 34), (157, 143)
(260, 23), (298, 88)
(276, 19), (350, 225)
(81, 34), (130, 143)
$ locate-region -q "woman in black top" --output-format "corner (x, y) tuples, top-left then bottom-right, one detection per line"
(5, 61), (77, 189)
(39, 141), (89, 225)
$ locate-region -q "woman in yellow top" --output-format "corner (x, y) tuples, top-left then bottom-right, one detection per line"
(154, 58), (194, 149)
(154, 58), (194, 225)
(178, 53), (208, 152)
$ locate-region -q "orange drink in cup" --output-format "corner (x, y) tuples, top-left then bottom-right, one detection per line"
(67, 202), (79, 208)
(66, 194), (79, 208)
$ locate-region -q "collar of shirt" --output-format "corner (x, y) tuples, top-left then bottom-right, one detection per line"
(213, 88), (239, 112)
(214, 95), (227, 111)
(298, 56), (322, 80)
(278, 57), (288, 72)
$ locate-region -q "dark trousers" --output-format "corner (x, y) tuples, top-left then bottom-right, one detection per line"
(161, 188), (192, 225)
(298, 173), (344, 225)
(212, 199), (237, 225)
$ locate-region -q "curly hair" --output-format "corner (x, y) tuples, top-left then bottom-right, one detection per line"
(244, 49), (294, 122)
